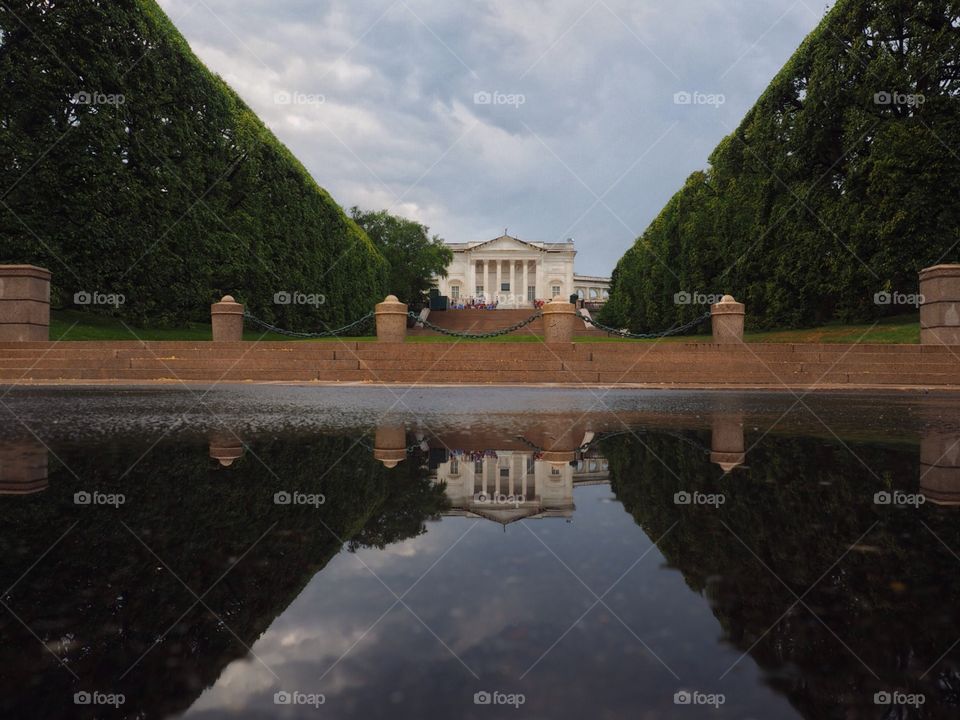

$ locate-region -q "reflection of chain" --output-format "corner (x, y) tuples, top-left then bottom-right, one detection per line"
(410, 310), (542, 338)
(576, 311), (711, 339)
(243, 311), (374, 338)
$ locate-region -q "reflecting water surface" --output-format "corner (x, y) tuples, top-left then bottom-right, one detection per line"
(1, 387), (960, 719)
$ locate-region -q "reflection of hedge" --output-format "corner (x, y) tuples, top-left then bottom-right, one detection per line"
(0, 434), (446, 719)
(602, 0), (960, 331)
(602, 432), (960, 717)
(0, 1), (386, 330)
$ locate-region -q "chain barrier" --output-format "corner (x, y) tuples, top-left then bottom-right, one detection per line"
(577, 311), (711, 339)
(410, 310), (543, 339)
(243, 311), (374, 338)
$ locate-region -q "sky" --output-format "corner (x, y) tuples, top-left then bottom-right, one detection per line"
(157, 0), (835, 277)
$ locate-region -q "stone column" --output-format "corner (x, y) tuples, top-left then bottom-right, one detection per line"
(468, 257), (476, 301)
(542, 298), (576, 344)
(209, 432), (244, 467)
(374, 424), (407, 468)
(0, 438), (48, 495)
(920, 430), (960, 505)
(710, 413), (745, 473)
(211, 295), (244, 342)
(711, 295), (745, 345)
(0, 265), (51, 342)
(375, 295), (408, 343)
(492, 260), (499, 303)
(523, 261), (529, 305)
(920, 265), (960, 345)
(511, 261), (517, 306)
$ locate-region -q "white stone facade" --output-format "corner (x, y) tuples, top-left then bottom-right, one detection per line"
(437, 235), (609, 309)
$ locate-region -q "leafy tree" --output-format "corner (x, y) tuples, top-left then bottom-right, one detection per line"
(351, 208), (453, 305)
(602, 0), (960, 331)
(0, 0), (386, 331)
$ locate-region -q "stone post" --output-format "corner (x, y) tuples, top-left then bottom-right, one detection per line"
(0, 439), (48, 495)
(209, 432), (244, 467)
(374, 425), (407, 468)
(711, 295), (745, 345)
(710, 413), (746, 473)
(375, 295), (408, 343)
(0, 265), (51, 342)
(919, 430), (960, 506)
(542, 298), (576, 344)
(920, 265), (960, 345)
(211, 295), (244, 342)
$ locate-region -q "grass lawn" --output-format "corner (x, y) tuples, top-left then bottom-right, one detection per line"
(47, 309), (921, 344)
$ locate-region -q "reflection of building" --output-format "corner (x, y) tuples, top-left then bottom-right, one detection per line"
(431, 450), (609, 524)
(438, 234), (610, 308)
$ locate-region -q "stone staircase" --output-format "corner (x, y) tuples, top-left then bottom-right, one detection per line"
(0, 341), (958, 387)
(408, 309), (610, 337)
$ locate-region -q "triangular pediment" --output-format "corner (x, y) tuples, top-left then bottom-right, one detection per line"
(468, 235), (544, 253)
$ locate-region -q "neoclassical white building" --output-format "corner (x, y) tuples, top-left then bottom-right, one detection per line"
(437, 234), (610, 308)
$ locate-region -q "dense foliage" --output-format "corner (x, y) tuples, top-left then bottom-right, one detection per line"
(350, 208), (453, 305)
(602, 0), (960, 331)
(0, 0), (386, 330)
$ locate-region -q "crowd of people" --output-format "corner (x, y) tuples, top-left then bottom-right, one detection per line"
(446, 297), (550, 310)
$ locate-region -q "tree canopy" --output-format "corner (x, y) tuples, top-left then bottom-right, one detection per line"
(350, 208), (453, 305)
(601, 0), (960, 331)
(0, 0), (387, 331)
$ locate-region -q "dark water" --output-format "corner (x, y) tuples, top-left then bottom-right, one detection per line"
(1, 386), (960, 719)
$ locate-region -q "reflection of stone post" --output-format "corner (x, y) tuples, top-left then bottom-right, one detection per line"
(211, 295), (244, 342)
(920, 265), (960, 346)
(711, 295), (745, 345)
(920, 430), (960, 505)
(542, 298), (576, 344)
(209, 433), (244, 467)
(0, 439), (49, 494)
(711, 413), (745, 473)
(375, 295), (408, 343)
(374, 425), (407, 468)
(0, 265), (51, 342)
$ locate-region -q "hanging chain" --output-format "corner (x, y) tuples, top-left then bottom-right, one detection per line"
(243, 311), (375, 338)
(409, 310), (543, 338)
(576, 311), (711, 339)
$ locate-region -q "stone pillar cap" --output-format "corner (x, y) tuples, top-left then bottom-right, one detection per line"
(920, 265), (960, 279)
(0, 265), (52, 279)
(719, 295), (737, 303)
(220, 295), (238, 303)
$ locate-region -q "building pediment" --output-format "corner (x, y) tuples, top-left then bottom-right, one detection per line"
(466, 235), (545, 254)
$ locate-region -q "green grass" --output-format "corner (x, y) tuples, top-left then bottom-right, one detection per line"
(47, 309), (921, 344)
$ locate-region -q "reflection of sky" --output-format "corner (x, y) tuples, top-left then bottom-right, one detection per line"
(179, 486), (798, 719)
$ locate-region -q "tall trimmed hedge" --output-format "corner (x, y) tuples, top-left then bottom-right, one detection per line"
(0, 0), (386, 329)
(602, 0), (960, 331)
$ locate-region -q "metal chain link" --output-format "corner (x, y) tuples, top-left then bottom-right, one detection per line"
(576, 310), (711, 339)
(410, 310), (543, 338)
(243, 311), (374, 338)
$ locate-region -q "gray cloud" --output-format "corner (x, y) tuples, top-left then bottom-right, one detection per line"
(159, 0), (834, 276)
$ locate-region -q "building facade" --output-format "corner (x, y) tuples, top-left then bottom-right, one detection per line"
(438, 234), (610, 309)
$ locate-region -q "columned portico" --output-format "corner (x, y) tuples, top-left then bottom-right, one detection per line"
(439, 234), (607, 309)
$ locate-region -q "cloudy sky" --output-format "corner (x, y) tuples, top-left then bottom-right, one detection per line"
(157, 0), (834, 277)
